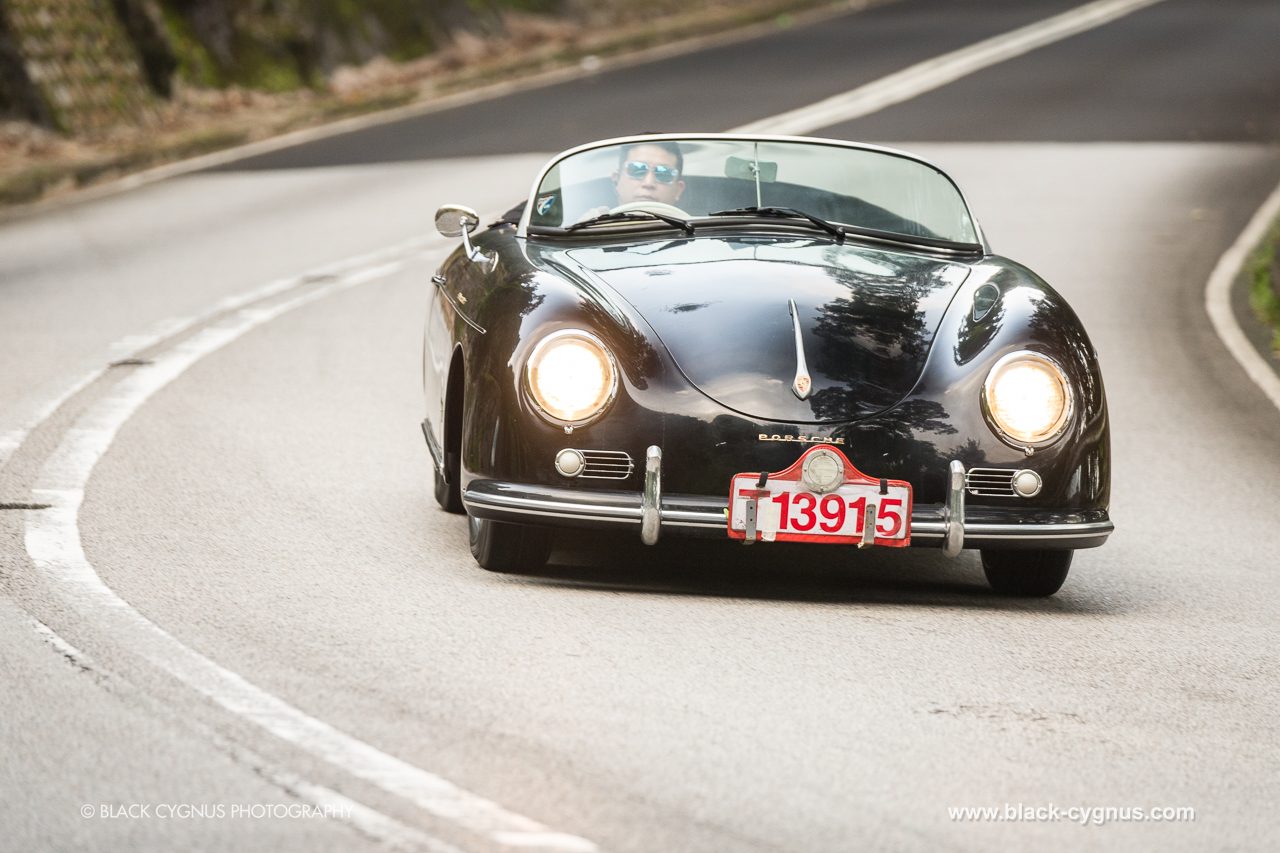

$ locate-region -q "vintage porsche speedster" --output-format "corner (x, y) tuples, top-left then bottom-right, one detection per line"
(422, 134), (1111, 596)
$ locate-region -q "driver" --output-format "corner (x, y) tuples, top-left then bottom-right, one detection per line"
(612, 141), (685, 206)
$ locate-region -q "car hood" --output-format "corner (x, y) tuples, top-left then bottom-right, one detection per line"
(553, 237), (971, 423)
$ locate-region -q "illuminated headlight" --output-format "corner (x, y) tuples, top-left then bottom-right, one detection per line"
(526, 330), (618, 424)
(982, 352), (1072, 447)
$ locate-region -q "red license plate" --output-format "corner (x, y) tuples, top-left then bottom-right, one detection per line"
(727, 445), (912, 547)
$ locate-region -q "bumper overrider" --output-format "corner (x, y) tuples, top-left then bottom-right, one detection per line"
(461, 446), (1113, 553)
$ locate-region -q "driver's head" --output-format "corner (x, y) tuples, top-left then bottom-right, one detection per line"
(613, 142), (685, 205)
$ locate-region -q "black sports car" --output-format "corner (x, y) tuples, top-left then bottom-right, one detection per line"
(422, 134), (1111, 596)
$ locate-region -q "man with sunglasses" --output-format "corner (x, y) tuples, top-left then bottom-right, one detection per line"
(612, 141), (686, 208)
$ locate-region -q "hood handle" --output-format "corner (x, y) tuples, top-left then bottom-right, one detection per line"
(788, 299), (813, 401)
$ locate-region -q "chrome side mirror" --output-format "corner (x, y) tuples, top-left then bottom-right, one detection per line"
(434, 204), (495, 271)
(434, 204), (478, 238)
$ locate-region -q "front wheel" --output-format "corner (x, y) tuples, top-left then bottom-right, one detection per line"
(981, 549), (1072, 597)
(468, 515), (551, 573)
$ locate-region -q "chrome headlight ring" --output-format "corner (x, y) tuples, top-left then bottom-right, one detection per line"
(981, 350), (1074, 451)
(524, 329), (619, 428)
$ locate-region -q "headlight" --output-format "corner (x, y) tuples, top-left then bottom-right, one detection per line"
(982, 351), (1072, 447)
(526, 329), (618, 424)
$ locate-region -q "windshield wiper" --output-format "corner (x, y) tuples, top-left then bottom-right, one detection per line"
(566, 210), (694, 235)
(709, 206), (845, 243)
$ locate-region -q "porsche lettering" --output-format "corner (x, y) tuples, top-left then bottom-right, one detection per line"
(757, 434), (845, 445)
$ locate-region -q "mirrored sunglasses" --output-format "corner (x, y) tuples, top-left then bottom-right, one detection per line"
(623, 161), (680, 183)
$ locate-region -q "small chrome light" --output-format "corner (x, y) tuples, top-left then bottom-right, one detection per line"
(1012, 469), (1043, 498)
(555, 448), (585, 477)
(801, 449), (845, 494)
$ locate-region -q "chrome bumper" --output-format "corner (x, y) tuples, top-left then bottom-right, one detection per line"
(462, 452), (1113, 552)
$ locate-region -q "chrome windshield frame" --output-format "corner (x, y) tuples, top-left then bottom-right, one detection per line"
(516, 132), (989, 251)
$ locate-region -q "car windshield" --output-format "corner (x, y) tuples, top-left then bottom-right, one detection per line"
(527, 137), (979, 246)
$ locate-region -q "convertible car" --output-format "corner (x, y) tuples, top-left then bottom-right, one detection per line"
(422, 134), (1111, 596)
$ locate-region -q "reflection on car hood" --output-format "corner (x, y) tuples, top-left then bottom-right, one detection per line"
(556, 237), (971, 423)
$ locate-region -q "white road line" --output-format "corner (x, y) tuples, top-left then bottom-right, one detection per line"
(28, 616), (96, 669)
(1205, 179), (1280, 417)
(23, 244), (598, 852)
(26, 617), (458, 853)
(731, 0), (1168, 134)
(0, 235), (436, 475)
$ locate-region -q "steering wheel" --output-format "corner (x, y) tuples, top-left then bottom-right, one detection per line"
(609, 201), (692, 218)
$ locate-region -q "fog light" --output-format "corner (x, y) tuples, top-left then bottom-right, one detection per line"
(1012, 469), (1043, 498)
(555, 448), (585, 477)
(801, 449), (845, 494)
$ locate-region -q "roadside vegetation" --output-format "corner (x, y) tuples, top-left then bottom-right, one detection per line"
(1248, 220), (1280, 358)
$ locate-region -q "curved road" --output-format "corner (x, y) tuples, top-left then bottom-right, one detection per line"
(2, 0), (1279, 850)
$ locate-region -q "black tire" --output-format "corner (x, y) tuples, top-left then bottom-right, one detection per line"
(468, 514), (551, 573)
(981, 549), (1072, 597)
(433, 357), (465, 514)
(432, 449), (463, 514)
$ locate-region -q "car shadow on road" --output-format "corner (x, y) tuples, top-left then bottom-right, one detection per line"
(517, 529), (1118, 614)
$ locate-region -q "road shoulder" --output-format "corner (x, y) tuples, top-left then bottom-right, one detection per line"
(1211, 179), (1280, 417)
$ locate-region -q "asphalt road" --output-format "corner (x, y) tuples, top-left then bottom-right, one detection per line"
(2, 0), (1279, 850)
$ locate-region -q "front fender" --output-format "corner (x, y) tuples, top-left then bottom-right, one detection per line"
(880, 256), (1110, 509)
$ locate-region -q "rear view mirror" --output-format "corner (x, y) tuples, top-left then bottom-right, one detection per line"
(435, 204), (480, 238)
(725, 156), (778, 183)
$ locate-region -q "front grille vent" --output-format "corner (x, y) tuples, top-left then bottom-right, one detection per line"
(965, 467), (1017, 497)
(579, 450), (634, 480)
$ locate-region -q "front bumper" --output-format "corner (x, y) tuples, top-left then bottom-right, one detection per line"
(462, 450), (1113, 552)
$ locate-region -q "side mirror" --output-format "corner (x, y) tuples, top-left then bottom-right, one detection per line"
(435, 204), (480, 238)
(434, 203), (495, 271)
